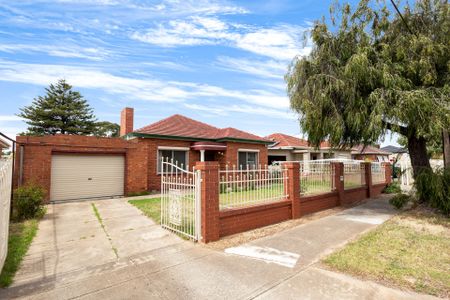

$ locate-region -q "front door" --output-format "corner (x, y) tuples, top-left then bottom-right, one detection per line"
(204, 151), (216, 161)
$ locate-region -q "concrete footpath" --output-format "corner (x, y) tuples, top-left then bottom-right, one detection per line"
(0, 195), (437, 300)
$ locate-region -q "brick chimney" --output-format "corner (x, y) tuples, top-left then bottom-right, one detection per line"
(120, 107), (134, 136)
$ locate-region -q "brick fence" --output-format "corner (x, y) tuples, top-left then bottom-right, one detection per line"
(197, 161), (391, 243)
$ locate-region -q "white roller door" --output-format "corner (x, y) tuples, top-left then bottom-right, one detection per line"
(50, 154), (125, 201)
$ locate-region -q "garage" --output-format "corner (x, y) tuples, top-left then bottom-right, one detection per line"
(50, 153), (125, 202)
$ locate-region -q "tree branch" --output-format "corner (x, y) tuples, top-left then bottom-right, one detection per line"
(382, 120), (408, 136)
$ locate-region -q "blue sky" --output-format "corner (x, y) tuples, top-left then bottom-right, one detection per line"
(0, 0), (399, 145)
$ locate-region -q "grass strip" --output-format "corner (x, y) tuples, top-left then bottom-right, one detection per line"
(91, 203), (118, 259)
(0, 219), (39, 287)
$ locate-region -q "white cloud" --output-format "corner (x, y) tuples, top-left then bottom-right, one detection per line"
(0, 60), (288, 108)
(217, 56), (287, 78)
(0, 44), (110, 61)
(131, 17), (309, 61)
(54, 0), (248, 15)
(236, 26), (310, 60)
(184, 103), (295, 119)
(131, 16), (238, 47)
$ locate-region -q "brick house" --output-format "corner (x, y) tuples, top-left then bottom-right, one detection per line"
(266, 133), (391, 164)
(15, 108), (270, 202)
(120, 108), (270, 191)
(351, 144), (390, 162)
(266, 133), (351, 164)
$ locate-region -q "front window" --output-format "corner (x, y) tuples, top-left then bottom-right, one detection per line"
(238, 151), (258, 169)
(158, 149), (188, 173)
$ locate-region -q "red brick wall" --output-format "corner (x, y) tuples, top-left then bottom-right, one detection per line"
(342, 186), (367, 206)
(299, 192), (339, 216)
(135, 138), (199, 191)
(209, 162), (391, 242)
(220, 142), (268, 168)
(372, 183), (385, 196)
(15, 135), (148, 202)
(219, 201), (291, 237)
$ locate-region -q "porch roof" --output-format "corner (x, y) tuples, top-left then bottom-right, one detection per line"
(190, 141), (227, 151)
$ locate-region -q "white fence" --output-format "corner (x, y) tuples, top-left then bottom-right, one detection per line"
(299, 161), (335, 195)
(219, 165), (288, 210)
(0, 157), (13, 272)
(160, 161), (201, 241)
(343, 161), (366, 189)
(371, 162), (386, 184)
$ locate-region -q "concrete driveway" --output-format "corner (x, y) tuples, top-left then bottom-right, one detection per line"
(9, 198), (185, 289)
(1, 195), (437, 300)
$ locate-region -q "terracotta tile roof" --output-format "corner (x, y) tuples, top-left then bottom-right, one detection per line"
(266, 133), (309, 148)
(319, 140), (331, 148)
(215, 127), (270, 142)
(351, 144), (390, 155)
(134, 114), (270, 143)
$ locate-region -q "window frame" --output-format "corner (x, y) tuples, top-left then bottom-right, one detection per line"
(157, 146), (189, 174)
(237, 149), (260, 169)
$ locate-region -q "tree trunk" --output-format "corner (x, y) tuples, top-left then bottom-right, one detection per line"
(407, 135), (431, 178)
(443, 129), (450, 168)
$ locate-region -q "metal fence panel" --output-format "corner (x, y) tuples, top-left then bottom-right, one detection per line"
(219, 165), (288, 210)
(371, 162), (386, 184)
(0, 157), (13, 271)
(299, 161), (335, 195)
(344, 161), (366, 189)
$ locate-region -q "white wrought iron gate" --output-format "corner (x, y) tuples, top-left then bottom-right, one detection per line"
(160, 161), (201, 241)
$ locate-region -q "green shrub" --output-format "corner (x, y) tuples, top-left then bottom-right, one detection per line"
(389, 193), (411, 209)
(383, 182), (401, 194)
(13, 183), (45, 221)
(415, 167), (450, 215)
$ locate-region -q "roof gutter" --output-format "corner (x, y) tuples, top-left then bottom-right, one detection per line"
(125, 132), (272, 145)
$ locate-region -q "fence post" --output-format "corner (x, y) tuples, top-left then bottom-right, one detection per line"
(285, 162), (300, 219)
(195, 161), (220, 243)
(332, 162), (344, 206)
(382, 162), (392, 185)
(364, 162), (373, 198)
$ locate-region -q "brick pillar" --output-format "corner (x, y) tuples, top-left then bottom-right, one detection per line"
(383, 162), (392, 185)
(284, 162), (300, 219)
(364, 162), (373, 198)
(195, 161), (220, 243)
(333, 162), (344, 206)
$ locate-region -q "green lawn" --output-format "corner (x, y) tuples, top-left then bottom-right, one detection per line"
(129, 198), (161, 222)
(0, 219), (39, 287)
(323, 210), (450, 298)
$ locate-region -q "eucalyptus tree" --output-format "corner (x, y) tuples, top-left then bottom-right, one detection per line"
(287, 0), (449, 177)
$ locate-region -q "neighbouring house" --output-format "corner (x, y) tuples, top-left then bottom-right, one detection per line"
(380, 145), (408, 163)
(351, 144), (391, 162)
(266, 133), (351, 164)
(0, 136), (9, 150)
(15, 107), (271, 202)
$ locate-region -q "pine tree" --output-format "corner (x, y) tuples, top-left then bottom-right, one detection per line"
(18, 79), (97, 135)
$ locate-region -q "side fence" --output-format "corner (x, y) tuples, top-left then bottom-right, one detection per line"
(195, 160), (391, 243)
(0, 157), (13, 271)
